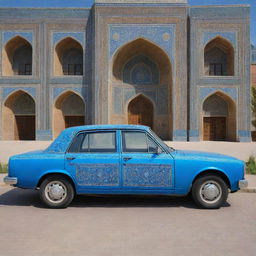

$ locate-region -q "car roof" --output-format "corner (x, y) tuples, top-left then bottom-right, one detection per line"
(45, 124), (152, 153)
(64, 124), (151, 132)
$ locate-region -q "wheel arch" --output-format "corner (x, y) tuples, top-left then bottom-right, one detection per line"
(191, 169), (231, 191)
(37, 171), (76, 193)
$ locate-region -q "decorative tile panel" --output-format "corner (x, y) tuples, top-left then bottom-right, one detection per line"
(113, 87), (123, 114)
(2, 31), (33, 44)
(157, 88), (168, 114)
(52, 32), (85, 47)
(199, 87), (238, 102)
(109, 24), (175, 61)
(53, 87), (86, 99)
(76, 164), (119, 186)
(2, 87), (36, 100)
(203, 31), (236, 47)
(123, 164), (172, 187)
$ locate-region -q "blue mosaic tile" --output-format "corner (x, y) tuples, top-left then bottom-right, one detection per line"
(189, 129), (199, 137)
(53, 32), (85, 46)
(3, 31), (33, 44)
(238, 130), (251, 137)
(203, 32), (236, 47)
(200, 87), (238, 102)
(123, 55), (159, 85)
(113, 87), (123, 114)
(53, 87), (86, 99)
(157, 88), (168, 115)
(109, 24), (175, 62)
(3, 87), (36, 100)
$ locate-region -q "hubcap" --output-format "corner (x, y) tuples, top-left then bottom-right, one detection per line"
(200, 180), (222, 204)
(45, 181), (67, 204)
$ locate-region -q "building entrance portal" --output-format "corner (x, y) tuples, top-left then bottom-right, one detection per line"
(128, 95), (153, 129)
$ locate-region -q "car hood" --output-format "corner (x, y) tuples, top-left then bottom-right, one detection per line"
(173, 149), (242, 163)
(9, 150), (45, 160)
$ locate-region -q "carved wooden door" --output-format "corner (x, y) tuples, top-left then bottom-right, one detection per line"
(128, 95), (153, 129)
(203, 117), (226, 141)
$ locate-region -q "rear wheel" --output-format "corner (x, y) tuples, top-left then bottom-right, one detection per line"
(39, 175), (74, 208)
(192, 175), (228, 209)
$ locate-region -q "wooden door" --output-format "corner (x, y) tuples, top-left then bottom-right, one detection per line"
(203, 117), (226, 141)
(15, 115), (35, 140)
(65, 116), (84, 128)
(128, 96), (153, 129)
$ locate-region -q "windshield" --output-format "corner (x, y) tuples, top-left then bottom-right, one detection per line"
(149, 129), (175, 152)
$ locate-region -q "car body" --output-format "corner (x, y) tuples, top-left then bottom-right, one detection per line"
(4, 125), (248, 208)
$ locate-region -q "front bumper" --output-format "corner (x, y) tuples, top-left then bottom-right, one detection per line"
(239, 179), (248, 189)
(4, 176), (18, 185)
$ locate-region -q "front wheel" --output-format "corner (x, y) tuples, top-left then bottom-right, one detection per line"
(39, 175), (74, 208)
(192, 175), (228, 209)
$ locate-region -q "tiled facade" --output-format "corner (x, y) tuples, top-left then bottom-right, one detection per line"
(0, 0), (252, 142)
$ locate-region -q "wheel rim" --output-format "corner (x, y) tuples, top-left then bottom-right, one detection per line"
(45, 181), (67, 204)
(199, 180), (222, 204)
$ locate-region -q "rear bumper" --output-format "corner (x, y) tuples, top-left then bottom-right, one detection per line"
(239, 179), (248, 189)
(4, 176), (18, 185)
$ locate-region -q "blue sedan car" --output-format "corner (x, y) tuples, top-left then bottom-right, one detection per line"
(4, 125), (248, 209)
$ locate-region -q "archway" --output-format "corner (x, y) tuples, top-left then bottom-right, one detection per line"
(3, 91), (35, 140)
(53, 91), (85, 137)
(3, 36), (32, 76)
(112, 38), (172, 139)
(128, 94), (153, 129)
(202, 92), (236, 141)
(204, 37), (234, 76)
(54, 37), (83, 76)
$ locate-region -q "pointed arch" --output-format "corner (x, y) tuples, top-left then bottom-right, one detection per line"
(3, 36), (32, 76)
(112, 38), (171, 84)
(111, 38), (172, 140)
(127, 94), (154, 130)
(53, 90), (85, 137)
(54, 37), (83, 76)
(204, 36), (234, 76)
(3, 90), (35, 140)
(202, 91), (236, 141)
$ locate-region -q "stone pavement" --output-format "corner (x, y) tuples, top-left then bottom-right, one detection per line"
(1, 173), (256, 192)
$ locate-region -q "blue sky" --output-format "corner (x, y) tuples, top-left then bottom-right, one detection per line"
(0, 0), (255, 44)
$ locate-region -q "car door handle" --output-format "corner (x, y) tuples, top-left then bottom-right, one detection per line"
(66, 157), (76, 160)
(123, 157), (132, 161)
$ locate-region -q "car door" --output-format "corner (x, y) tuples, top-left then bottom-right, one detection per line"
(65, 130), (121, 193)
(121, 130), (174, 192)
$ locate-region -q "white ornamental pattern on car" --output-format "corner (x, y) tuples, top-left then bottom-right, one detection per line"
(123, 164), (172, 187)
(76, 164), (120, 186)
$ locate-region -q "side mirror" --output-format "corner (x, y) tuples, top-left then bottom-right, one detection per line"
(156, 146), (162, 154)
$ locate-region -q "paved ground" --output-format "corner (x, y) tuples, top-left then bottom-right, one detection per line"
(0, 186), (255, 256)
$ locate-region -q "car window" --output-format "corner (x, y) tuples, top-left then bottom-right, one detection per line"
(122, 131), (160, 153)
(147, 136), (159, 153)
(68, 133), (84, 153)
(69, 131), (117, 153)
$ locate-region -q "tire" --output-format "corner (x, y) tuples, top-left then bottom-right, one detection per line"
(39, 175), (74, 208)
(192, 175), (228, 209)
